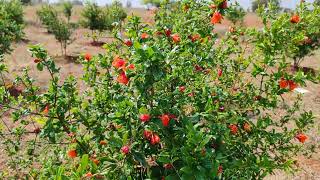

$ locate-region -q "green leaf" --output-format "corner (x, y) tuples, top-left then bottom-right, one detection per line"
(34, 116), (47, 125)
(157, 154), (171, 163)
(133, 41), (141, 49)
(132, 151), (148, 167)
(166, 174), (180, 180)
(122, 131), (129, 144)
(147, 47), (154, 57)
(180, 166), (193, 175)
(138, 107), (148, 114)
(77, 154), (89, 175)
(36, 62), (44, 71)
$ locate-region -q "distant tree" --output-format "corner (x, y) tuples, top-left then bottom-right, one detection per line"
(81, 2), (112, 42)
(2, 0), (24, 26)
(142, 0), (162, 7)
(71, 0), (82, 6)
(37, 4), (74, 56)
(51, 19), (74, 56)
(20, 0), (31, 5)
(108, 0), (122, 7)
(108, 1), (127, 25)
(81, 1), (127, 43)
(283, 8), (292, 13)
(126, 0), (132, 8)
(252, 0), (280, 12)
(63, 1), (73, 23)
(0, 0), (24, 55)
(225, 2), (246, 25)
(37, 5), (59, 33)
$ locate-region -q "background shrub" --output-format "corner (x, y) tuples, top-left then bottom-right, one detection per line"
(0, 0), (24, 55)
(62, 1), (73, 23)
(225, 2), (246, 25)
(252, 0), (280, 12)
(1, 0), (24, 26)
(81, 1), (127, 42)
(36, 5), (59, 33)
(107, 0), (127, 27)
(51, 20), (74, 56)
(81, 2), (112, 42)
(20, 0), (31, 5)
(142, 0), (162, 7)
(37, 4), (74, 56)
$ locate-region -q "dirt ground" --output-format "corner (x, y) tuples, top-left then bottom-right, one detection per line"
(1, 5), (320, 179)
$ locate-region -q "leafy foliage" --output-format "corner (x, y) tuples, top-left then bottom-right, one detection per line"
(81, 1), (127, 42)
(0, 0), (24, 55)
(36, 5), (59, 33)
(252, 0), (280, 12)
(20, 0), (30, 5)
(1, 0), (24, 25)
(108, 0), (127, 26)
(225, 2), (246, 25)
(81, 2), (112, 42)
(142, 0), (163, 7)
(51, 20), (74, 56)
(288, 3), (320, 67)
(62, 1), (73, 22)
(0, 0), (319, 179)
(37, 5), (74, 56)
